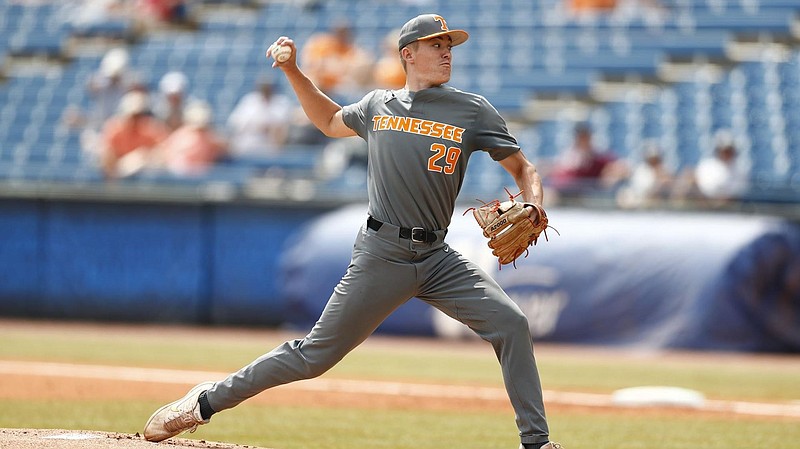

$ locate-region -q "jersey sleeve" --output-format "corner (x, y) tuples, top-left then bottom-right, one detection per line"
(473, 96), (520, 161)
(341, 90), (378, 139)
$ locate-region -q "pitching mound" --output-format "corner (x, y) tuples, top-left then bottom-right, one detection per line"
(0, 429), (271, 449)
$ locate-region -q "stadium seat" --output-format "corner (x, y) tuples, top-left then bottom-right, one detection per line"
(0, 0), (799, 201)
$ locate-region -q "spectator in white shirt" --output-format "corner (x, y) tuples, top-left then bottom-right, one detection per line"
(616, 142), (675, 209)
(226, 76), (293, 157)
(694, 129), (749, 202)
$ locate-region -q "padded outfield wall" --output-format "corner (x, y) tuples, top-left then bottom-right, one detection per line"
(282, 204), (800, 352)
(0, 198), (320, 326)
(1, 198), (798, 352)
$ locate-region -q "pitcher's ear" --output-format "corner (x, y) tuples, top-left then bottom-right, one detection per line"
(401, 46), (413, 63)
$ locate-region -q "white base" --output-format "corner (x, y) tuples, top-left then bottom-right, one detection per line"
(611, 386), (706, 408)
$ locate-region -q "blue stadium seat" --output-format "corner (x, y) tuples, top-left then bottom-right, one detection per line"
(0, 0), (799, 200)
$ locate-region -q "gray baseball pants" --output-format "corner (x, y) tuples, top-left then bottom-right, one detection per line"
(206, 219), (549, 445)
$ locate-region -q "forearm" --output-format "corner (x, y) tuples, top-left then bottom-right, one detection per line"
(515, 165), (544, 206)
(505, 153), (543, 206)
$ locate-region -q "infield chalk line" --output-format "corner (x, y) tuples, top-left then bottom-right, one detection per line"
(1, 360), (798, 419)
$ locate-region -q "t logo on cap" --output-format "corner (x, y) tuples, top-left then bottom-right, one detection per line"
(433, 15), (447, 31)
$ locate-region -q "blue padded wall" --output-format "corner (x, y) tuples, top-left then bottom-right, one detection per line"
(210, 204), (319, 325)
(0, 200), (42, 314)
(41, 201), (207, 322)
(0, 198), (320, 325)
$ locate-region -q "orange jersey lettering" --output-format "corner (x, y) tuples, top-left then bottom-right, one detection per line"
(371, 115), (464, 143)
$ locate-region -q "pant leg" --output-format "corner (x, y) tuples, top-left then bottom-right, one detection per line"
(207, 227), (417, 412)
(416, 247), (549, 445)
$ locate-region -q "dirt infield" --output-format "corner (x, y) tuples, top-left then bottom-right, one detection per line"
(0, 428), (269, 449)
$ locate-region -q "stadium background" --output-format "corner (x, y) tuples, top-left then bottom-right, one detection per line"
(0, 0), (799, 352)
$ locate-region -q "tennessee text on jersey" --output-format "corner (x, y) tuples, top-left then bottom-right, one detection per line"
(372, 115), (465, 143)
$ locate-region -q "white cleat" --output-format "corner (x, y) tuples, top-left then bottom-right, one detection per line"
(143, 381), (215, 442)
(542, 443), (563, 449)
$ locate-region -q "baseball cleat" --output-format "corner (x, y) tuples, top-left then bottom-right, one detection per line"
(143, 381), (215, 442)
(519, 443), (563, 449)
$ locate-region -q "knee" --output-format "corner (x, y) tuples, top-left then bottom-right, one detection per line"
(500, 304), (528, 331)
(303, 361), (331, 379)
(293, 338), (347, 379)
(492, 306), (531, 341)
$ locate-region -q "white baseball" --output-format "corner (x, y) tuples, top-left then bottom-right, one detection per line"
(271, 44), (292, 63)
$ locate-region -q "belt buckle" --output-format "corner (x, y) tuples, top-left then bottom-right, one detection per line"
(411, 227), (426, 243)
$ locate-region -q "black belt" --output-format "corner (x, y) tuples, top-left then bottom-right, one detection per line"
(367, 216), (438, 243)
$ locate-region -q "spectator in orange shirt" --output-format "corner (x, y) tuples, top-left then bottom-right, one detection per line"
(156, 100), (227, 176)
(300, 20), (373, 101)
(569, 0), (617, 13)
(372, 28), (406, 90)
(100, 91), (170, 179)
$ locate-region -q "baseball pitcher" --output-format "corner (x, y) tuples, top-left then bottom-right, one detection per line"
(144, 13), (560, 449)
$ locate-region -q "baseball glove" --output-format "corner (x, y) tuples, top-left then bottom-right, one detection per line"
(468, 192), (554, 267)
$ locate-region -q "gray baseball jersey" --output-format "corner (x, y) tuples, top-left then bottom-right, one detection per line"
(342, 85), (519, 231)
(205, 85), (550, 447)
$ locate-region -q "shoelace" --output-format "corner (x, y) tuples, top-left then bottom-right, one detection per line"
(163, 405), (201, 434)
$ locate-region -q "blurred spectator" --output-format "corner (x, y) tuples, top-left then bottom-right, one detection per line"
(294, 0), (323, 11)
(66, 47), (135, 132)
(154, 100), (227, 176)
(153, 71), (193, 131)
(372, 29), (405, 90)
(60, 0), (134, 36)
(300, 20), (373, 102)
(612, 0), (668, 23)
(568, 0), (617, 16)
(693, 129), (749, 203)
(566, 0), (667, 22)
(135, 0), (195, 29)
(63, 47), (145, 162)
(316, 136), (368, 183)
(226, 76), (293, 157)
(283, 107), (331, 147)
(549, 123), (621, 196)
(100, 91), (170, 179)
(615, 142), (675, 209)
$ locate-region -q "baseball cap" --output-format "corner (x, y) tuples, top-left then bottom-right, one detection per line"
(183, 100), (212, 128)
(118, 91), (149, 116)
(100, 47), (129, 77)
(398, 14), (469, 50)
(159, 71), (188, 95)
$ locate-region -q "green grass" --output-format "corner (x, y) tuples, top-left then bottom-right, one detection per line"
(0, 326), (280, 370)
(0, 322), (799, 449)
(550, 412), (800, 449)
(1, 325), (795, 402)
(534, 355), (800, 402)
